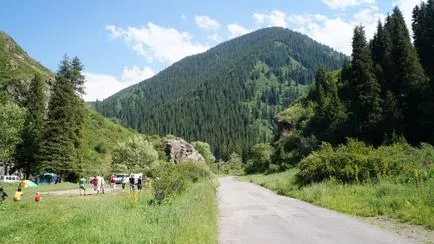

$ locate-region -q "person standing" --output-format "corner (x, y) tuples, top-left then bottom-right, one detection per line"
(137, 176), (142, 191)
(110, 175), (116, 192)
(79, 177), (86, 196)
(129, 175), (135, 190)
(121, 176), (127, 192)
(100, 174), (105, 195)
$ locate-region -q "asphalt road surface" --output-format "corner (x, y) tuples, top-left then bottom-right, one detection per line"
(218, 177), (417, 244)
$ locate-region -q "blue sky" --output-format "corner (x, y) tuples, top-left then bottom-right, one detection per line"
(0, 0), (423, 101)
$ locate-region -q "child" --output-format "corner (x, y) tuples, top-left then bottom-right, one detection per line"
(34, 192), (42, 202)
(0, 187), (7, 201)
(13, 189), (23, 201)
(0, 187), (7, 210)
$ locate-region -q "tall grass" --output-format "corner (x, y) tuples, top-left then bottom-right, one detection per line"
(244, 169), (434, 229)
(0, 180), (217, 243)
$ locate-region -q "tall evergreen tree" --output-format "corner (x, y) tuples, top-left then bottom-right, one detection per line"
(38, 56), (86, 180)
(347, 26), (382, 144)
(14, 73), (46, 177)
(413, 0), (434, 142)
(386, 7), (429, 143)
(308, 67), (346, 143)
(413, 0), (434, 80)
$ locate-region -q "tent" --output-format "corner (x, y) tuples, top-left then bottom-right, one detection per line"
(35, 173), (59, 185)
(21, 180), (37, 188)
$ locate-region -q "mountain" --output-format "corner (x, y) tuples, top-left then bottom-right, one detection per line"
(0, 31), (139, 172)
(95, 27), (347, 159)
(0, 31), (53, 103)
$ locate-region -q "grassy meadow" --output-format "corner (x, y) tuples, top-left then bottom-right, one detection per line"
(244, 168), (434, 229)
(0, 180), (217, 244)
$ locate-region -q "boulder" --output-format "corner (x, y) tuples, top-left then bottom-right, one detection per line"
(163, 138), (205, 164)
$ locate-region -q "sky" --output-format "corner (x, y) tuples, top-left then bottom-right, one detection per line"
(0, 0), (425, 101)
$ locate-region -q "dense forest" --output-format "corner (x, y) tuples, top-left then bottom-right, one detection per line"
(271, 3), (434, 171)
(95, 27), (346, 160)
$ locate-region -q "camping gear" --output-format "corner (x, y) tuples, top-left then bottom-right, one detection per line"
(35, 173), (59, 185)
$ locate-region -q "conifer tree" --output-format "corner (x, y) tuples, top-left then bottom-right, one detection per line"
(347, 26), (382, 144)
(38, 56), (86, 180)
(14, 73), (46, 177)
(386, 7), (429, 143)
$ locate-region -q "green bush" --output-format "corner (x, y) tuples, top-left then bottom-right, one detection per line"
(244, 143), (274, 174)
(297, 139), (434, 185)
(152, 162), (211, 203)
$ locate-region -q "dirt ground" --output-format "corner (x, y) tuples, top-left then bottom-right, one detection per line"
(361, 216), (434, 244)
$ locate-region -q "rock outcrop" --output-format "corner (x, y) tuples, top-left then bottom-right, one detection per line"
(163, 137), (204, 164)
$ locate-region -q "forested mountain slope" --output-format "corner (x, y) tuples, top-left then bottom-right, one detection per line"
(95, 27), (346, 159)
(0, 31), (139, 174)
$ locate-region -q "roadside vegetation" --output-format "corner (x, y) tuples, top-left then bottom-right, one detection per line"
(0, 162), (217, 243)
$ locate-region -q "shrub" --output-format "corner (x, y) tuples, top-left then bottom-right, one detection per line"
(152, 162), (211, 203)
(297, 139), (434, 185)
(244, 143), (273, 174)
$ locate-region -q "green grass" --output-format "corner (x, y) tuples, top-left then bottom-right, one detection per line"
(0, 180), (218, 243)
(243, 168), (434, 229)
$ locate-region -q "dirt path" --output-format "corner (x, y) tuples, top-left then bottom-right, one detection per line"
(41, 187), (122, 196)
(218, 177), (427, 244)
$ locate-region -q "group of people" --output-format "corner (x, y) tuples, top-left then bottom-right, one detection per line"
(78, 174), (147, 196)
(120, 175), (147, 192)
(86, 175), (106, 196)
(0, 182), (42, 208)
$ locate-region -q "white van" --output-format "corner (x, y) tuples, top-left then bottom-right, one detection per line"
(0, 175), (20, 183)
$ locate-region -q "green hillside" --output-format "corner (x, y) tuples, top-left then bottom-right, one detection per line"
(95, 27), (347, 159)
(0, 31), (141, 173)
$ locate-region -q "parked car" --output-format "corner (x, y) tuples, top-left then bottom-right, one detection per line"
(0, 175), (20, 183)
(113, 173), (128, 184)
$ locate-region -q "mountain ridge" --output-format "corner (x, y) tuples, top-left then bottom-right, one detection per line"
(94, 27), (347, 159)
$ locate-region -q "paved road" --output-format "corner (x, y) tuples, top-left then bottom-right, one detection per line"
(218, 177), (416, 244)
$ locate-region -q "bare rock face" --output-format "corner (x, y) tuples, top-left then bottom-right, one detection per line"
(163, 138), (205, 164)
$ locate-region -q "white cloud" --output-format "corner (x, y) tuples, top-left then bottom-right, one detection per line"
(84, 66), (154, 101)
(121, 66), (154, 84)
(321, 0), (376, 10)
(105, 23), (209, 64)
(254, 10), (287, 27)
(208, 33), (222, 43)
(105, 25), (121, 38)
(181, 14), (186, 20)
(227, 24), (250, 38)
(195, 15), (220, 30)
(287, 6), (385, 55)
(394, 0), (426, 30)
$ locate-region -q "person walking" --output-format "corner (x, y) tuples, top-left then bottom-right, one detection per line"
(121, 176), (127, 192)
(91, 176), (98, 192)
(110, 175), (116, 192)
(79, 177), (86, 196)
(100, 174), (105, 195)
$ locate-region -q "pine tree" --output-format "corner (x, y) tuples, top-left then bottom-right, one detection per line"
(14, 73), (47, 177)
(413, 0), (434, 142)
(308, 67), (346, 143)
(38, 56), (86, 180)
(413, 0), (434, 80)
(386, 7), (429, 143)
(347, 26), (383, 144)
